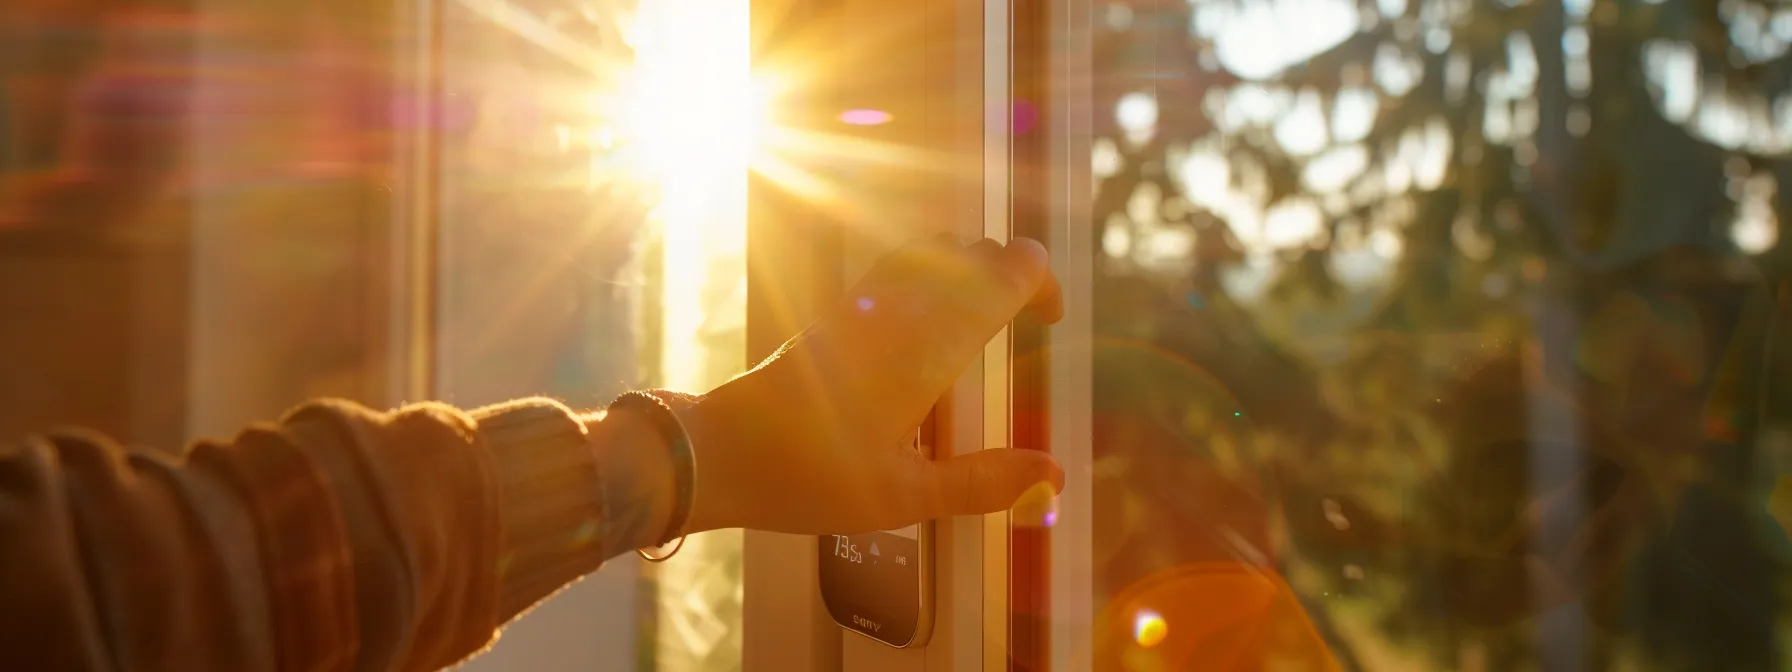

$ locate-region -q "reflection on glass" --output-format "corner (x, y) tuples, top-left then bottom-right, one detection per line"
(0, 6), (404, 445)
(1084, 0), (1789, 669)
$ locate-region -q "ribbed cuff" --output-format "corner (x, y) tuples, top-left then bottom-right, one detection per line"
(471, 398), (606, 622)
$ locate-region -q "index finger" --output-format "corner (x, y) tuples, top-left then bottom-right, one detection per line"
(999, 238), (1063, 325)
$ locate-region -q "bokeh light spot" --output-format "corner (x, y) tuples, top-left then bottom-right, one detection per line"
(840, 109), (893, 126)
(1134, 609), (1169, 648)
(1013, 99), (1040, 134)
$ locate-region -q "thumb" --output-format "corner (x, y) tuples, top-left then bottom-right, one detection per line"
(929, 449), (1065, 517)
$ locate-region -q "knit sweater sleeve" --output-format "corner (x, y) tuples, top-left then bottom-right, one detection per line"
(0, 396), (657, 671)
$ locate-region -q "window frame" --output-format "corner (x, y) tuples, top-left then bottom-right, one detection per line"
(1022, 0), (1096, 669)
(398, 0), (1097, 667)
(738, 0), (1028, 669)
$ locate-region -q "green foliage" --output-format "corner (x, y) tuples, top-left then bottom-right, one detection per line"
(1091, 0), (1792, 667)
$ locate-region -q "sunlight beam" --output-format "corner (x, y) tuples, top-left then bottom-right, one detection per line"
(453, 0), (630, 80)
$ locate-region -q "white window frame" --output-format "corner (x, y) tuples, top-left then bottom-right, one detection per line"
(1042, 0), (1094, 668)
(737, 0), (1093, 669)
(738, 0), (1010, 668)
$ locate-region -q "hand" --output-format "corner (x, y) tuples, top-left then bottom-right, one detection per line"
(681, 236), (1065, 535)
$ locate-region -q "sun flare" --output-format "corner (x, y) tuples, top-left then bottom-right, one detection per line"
(443, 0), (919, 668)
(616, 0), (762, 393)
(613, 3), (759, 671)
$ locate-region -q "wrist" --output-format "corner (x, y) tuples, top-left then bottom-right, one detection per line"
(582, 407), (676, 553)
(675, 392), (729, 535)
(634, 390), (731, 535)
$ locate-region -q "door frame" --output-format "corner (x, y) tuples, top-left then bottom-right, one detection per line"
(739, 0), (1021, 668)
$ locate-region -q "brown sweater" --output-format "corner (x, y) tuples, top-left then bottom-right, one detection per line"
(0, 396), (656, 671)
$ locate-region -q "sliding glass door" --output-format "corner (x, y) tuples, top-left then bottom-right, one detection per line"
(1025, 0), (1792, 669)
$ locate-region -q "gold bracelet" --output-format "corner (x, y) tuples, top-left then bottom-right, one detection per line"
(608, 391), (694, 562)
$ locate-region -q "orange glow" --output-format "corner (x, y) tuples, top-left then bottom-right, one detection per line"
(1134, 609), (1169, 648)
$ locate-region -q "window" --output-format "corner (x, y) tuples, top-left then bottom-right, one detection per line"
(0, 2), (754, 671)
(1031, 0), (1792, 669)
(433, 1), (751, 670)
(0, 4), (404, 448)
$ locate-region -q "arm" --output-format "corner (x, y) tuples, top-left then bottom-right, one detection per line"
(0, 236), (1065, 671)
(0, 396), (675, 671)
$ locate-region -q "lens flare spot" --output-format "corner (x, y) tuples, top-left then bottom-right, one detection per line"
(1134, 609), (1168, 648)
(855, 296), (876, 312)
(1012, 99), (1040, 134)
(840, 109), (893, 126)
(1322, 498), (1352, 531)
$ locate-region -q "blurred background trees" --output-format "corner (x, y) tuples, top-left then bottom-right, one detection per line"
(1089, 0), (1792, 668)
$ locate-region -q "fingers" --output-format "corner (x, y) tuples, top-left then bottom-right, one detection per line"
(927, 448), (1065, 518)
(1005, 238), (1064, 325)
(843, 237), (1062, 405)
(996, 238), (1050, 294)
(851, 234), (977, 302)
(914, 236), (1061, 316)
(954, 238), (1059, 326)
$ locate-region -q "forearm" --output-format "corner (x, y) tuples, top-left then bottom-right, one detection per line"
(314, 397), (685, 661)
(0, 395), (684, 671)
(476, 398), (682, 620)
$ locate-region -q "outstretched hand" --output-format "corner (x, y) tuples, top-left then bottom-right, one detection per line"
(681, 236), (1065, 535)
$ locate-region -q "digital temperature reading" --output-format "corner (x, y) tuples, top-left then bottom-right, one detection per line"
(819, 413), (935, 647)
(831, 535), (864, 563)
(831, 531), (911, 566)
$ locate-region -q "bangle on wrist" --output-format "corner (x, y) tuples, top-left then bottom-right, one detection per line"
(608, 391), (694, 562)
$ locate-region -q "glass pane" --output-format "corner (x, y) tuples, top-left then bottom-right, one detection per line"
(434, 1), (747, 670)
(0, 6), (397, 447)
(2, 3), (747, 671)
(1070, 0), (1791, 670)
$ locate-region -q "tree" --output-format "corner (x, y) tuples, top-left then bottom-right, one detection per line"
(1090, 0), (1792, 668)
